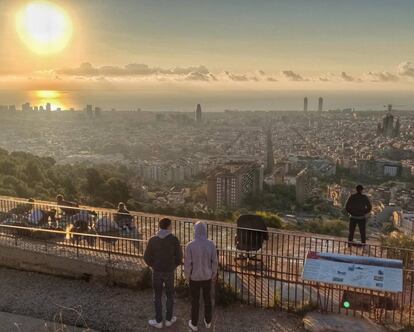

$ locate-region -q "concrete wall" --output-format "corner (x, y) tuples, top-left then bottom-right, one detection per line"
(0, 244), (149, 289)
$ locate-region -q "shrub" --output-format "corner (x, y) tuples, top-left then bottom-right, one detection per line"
(293, 219), (347, 237)
(215, 278), (239, 307)
(256, 211), (282, 229)
(136, 267), (152, 290)
(381, 231), (414, 268)
(175, 275), (190, 299)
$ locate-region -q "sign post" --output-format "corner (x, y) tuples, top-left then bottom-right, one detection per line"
(302, 251), (403, 311)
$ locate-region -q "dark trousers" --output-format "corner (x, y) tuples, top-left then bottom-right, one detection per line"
(190, 279), (212, 326)
(348, 217), (366, 244)
(152, 271), (174, 323)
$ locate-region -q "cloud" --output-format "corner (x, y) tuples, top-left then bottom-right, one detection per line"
(225, 71), (249, 81)
(398, 62), (414, 77)
(340, 71), (355, 82)
(58, 63), (213, 79)
(171, 65), (209, 75)
(365, 71), (399, 82)
(3, 61), (409, 85)
(281, 70), (307, 81)
(184, 72), (217, 81)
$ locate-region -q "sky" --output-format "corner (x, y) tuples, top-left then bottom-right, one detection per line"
(0, 0), (414, 111)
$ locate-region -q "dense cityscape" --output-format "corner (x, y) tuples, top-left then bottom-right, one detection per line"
(1, 99), (413, 237)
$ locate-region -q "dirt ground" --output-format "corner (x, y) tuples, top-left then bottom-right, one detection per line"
(0, 267), (305, 332)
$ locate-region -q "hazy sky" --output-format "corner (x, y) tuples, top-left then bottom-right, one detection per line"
(0, 0), (413, 110)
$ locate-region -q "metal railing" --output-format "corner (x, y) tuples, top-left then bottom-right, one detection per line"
(0, 196), (413, 328)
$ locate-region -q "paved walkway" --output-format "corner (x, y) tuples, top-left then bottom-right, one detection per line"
(0, 267), (305, 332)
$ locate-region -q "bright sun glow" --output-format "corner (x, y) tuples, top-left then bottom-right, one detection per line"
(16, 1), (73, 55)
(32, 90), (68, 110)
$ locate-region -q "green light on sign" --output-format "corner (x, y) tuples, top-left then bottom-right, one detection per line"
(343, 301), (351, 309)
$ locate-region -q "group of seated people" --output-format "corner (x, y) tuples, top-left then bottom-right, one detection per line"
(5, 197), (270, 258)
(3, 195), (136, 235)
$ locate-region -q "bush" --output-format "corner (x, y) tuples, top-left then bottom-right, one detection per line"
(381, 231), (414, 268)
(256, 211), (282, 229)
(136, 267), (152, 290)
(215, 278), (239, 307)
(175, 276), (190, 299)
(273, 291), (318, 315)
(292, 219), (348, 237)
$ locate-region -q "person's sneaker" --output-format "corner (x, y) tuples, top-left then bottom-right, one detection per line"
(148, 319), (163, 329)
(188, 320), (198, 331)
(165, 316), (177, 327)
(204, 318), (212, 329)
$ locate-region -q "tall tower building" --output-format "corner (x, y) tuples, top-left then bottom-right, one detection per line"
(207, 162), (263, 210)
(46, 103), (51, 112)
(304, 97), (308, 112)
(86, 104), (93, 117)
(394, 118), (401, 137)
(22, 102), (31, 112)
(195, 104), (202, 123)
(296, 168), (312, 205)
(265, 127), (274, 173)
(318, 97), (323, 112)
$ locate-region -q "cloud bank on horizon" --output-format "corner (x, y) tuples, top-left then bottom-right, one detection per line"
(1, 61), (414, 88)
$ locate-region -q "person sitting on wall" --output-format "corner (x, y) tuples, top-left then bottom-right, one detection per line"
(114, 202), (134, 233)
(56, 194), (79, 217)
(7, 198), (35, 216)
(1, 198), (35, 224)
(70, 210), (96, 233)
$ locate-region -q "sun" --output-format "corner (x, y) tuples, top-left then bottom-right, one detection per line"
(16, 1), (73, 55)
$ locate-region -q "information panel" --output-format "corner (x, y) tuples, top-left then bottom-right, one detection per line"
(302, 251), (403, 293)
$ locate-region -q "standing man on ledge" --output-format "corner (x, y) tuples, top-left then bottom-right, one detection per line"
(144, 218), (183, 329)
(345, 185), (372, 247)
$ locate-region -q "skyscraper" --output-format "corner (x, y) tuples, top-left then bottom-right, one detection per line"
(207, 162), (263, 210)
(296, 168), (312, 205)
(304, 97), (308, 112)
(378, 112), (400, 138)
(22, 102), (31, 112)
(265, 127), (274, 173)
(318, 97), (323, 112)
(86, 104), (93, 117)
(195, 104), (202, 123)
(46, 103), (51, 112)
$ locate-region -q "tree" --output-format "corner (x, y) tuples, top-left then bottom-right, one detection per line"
(0, 160), (17, 176)
(84, 168), (104, 198)
(23, 160), (43, 184)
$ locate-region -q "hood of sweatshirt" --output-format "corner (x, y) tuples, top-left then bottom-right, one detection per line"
(194, 222), (207, 241)
(157, 229), (172, 239)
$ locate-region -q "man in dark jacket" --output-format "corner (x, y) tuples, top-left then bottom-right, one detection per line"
(144, 218), (182, 329)
(345, 185), (372, 246)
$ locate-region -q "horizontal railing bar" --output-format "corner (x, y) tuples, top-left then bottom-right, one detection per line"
(0, 224), (145, 243)
(1, 195), (414, 255)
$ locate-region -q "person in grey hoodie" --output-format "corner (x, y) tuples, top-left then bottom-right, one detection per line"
(184, 222), (218, 331)
(144, 218), (182, 329)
